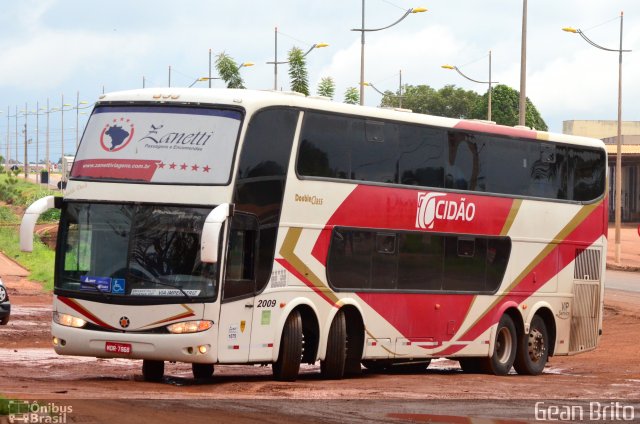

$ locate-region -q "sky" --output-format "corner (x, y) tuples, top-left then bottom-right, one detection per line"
(1, 0), (640, 164)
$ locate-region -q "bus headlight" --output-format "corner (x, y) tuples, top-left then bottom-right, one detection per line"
(53, 312), (87, 328)
(167, 320), (213, 334)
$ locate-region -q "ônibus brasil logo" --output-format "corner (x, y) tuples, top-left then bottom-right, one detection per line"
(100, 118), (135, 152)
(415, 192), (476, 229)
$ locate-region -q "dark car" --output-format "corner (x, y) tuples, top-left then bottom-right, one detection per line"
(0, 278), (10, 325)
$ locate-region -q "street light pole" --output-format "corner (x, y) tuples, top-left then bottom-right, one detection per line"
(519, 0), (527, 126)
(359, 0), (366, 105)
(274, 27), (278, 90)
(563, 12), (630, 264)
(267, 29), (328, 91)
(488, 50), (493, 122)
(441, 51), (498, 121)
(353, 2), (427, 106)
(616, 12), (624, 264)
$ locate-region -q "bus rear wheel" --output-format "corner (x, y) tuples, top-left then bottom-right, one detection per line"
(485, 314), (517, 376)
(321, 310), (347, 379)
(142, 359), (164, 382)
(273, 310), (303, 381)
(192, 363), (214, 379)
(514, 315), (549, 375)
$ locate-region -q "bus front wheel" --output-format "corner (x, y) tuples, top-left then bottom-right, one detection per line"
(142, 359), (164, 382)
(321, 309), (347, 379)
(514, 315), (549, 375)
(485, 314), (517, 376)
(273, 310), (303, 381)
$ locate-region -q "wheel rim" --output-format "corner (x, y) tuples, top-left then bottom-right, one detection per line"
(528, 328), (545, 362)
(496, 326), (513, 364)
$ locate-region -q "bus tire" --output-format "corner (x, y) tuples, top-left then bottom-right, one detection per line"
(321, 309), (347, 379)
(514, 315), (549, 376)
(486, 314), (517, 376)
(273, 310), (303, 382)
(142, 359), (164, 382)
(192, 363), (214, 380)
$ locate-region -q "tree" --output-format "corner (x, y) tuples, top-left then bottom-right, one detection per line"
(215, 52), (245, 89)
(343, 87), (359, 105)
(470, 84), (548, 130)
(288, 47), (309, 95)
(381, 84), (480, 119)
(316, 77), (335, 99)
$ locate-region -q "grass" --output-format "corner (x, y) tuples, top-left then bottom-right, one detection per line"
(0, 176), (58, 291)
(0, 173), (60, 207)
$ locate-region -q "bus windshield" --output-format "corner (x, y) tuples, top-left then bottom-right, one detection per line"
(71, 105), (243, 185)
(57, 202), (217, 302)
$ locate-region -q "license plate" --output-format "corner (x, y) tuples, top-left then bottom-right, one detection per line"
(105, 341), (132, 355)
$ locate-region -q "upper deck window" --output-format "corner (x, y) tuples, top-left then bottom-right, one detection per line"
(71, 105), (243, 185)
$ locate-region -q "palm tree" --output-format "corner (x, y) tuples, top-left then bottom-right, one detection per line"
(344, 87), (359, 105)
(215, 52), (245, 89)
(288, 47), (309, 95)
(316, 77), (335, 99)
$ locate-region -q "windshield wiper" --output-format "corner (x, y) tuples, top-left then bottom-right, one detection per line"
(126, 272), (193, 302)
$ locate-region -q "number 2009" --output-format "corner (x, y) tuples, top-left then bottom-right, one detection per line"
(258, 299), (276, 308)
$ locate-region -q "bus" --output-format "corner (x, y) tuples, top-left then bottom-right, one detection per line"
(20, 88), (607, 382)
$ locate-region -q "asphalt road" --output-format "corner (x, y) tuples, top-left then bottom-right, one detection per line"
(605, 269), (640, 293)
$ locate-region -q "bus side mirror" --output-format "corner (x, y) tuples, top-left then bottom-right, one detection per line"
(201, 203), (233, 264)
(20, 196), (58, 252)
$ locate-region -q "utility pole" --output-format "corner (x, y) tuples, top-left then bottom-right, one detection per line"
(36, 101), (39, 182)
(46, 98), (50, 180)
(23, 102), (28, 179)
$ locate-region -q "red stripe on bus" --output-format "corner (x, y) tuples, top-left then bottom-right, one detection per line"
(57, 296), (118, 330)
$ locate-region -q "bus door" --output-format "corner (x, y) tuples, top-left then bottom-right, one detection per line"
(217, 214), (259, 363)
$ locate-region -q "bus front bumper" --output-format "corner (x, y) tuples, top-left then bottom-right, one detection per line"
(51, 321), (218, 363)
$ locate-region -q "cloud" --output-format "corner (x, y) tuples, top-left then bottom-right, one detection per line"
(0, 30), (154, 90)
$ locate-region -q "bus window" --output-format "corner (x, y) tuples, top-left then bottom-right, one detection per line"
(223, 214), (258, 301)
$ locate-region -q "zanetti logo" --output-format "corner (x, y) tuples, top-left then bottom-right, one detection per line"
(100, 118), (135, 152)
(416, 192), (476, 229)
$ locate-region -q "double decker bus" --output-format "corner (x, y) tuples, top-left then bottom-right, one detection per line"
(21, 88), (607, 381)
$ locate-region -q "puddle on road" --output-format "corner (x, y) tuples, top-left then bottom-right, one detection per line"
(0, 348), (132, 367)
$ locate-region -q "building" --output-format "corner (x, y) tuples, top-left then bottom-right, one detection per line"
(563, 120), (640, 222)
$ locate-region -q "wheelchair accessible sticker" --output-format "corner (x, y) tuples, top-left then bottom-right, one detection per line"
(112, 278), (126, 294)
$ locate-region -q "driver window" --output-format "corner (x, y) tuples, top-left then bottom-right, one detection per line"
(223, 214), (258, 301)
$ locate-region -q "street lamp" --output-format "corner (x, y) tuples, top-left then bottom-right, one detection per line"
(266, 27), (329, 90)
(441, 51), (498, 121)
(189, 76), (221, 88)
(238, 62), (254, 69)
(563, 11), (631, 264)
(352, 2), (427, 106)
(361, 70), (405, 107)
